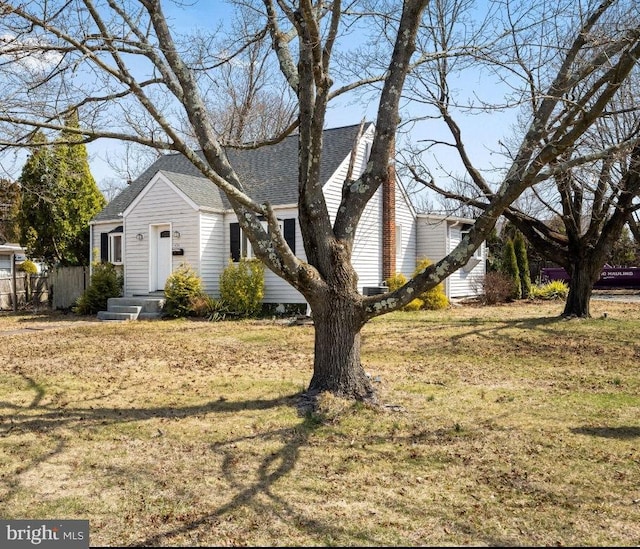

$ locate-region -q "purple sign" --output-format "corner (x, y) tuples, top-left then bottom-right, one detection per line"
(541, 266), (640, 289)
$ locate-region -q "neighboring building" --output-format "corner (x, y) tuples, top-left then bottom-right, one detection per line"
(0, 243), (49, 310)
(90, 123), (485, 307)
(0, 243), (26, 276)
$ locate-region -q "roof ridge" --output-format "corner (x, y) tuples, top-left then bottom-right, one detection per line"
(156, 121), (374, 157)
(92, 121), (371, 221)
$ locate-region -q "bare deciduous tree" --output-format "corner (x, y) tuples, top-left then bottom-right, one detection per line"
(205, 10), (297, 145)
(405, 0), (640, 319)
(0, 0), (639, 402)
(502, 124), (640, 318)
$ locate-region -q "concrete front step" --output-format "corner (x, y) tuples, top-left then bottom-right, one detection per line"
(108, 297), (165, 313)
(97, 296), (166, 321)
(110, 305), (143, 316)
(97, 310), (138, 321)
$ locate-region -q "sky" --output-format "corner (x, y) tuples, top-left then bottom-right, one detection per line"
(10, 0), (518, 205)
(86, 0), (389, 190)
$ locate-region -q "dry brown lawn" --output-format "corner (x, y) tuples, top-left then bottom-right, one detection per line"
(1, 299), (639, 547)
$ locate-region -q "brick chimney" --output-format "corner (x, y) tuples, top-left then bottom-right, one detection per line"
(382, 139), (396, 282)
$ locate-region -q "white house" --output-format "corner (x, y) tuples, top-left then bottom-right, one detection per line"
(89, 123), (485, 312)
(416, 214), (485, 299)
(0, 243), (26, 277)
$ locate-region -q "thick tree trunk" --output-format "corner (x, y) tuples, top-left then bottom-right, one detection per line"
(563, 264), (597, 318)
(306, 296), (375, 402)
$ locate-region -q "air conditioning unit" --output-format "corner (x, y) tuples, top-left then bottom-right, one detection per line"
(362, 286), (388, 296)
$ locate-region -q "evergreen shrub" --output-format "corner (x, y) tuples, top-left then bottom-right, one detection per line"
(413, 258), (449, 310)
(514, 232), (532, 298)
(219, 258), (265, 317)
(501, 239), (521, 299)
(74, 262), (123, 315)
(385, 272), (424, 311)
(385, 258), (449, 311)
(163, 263), (204, 318)
(18, 259), (38, 275)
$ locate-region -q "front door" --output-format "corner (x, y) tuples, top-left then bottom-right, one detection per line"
(154, 225), (172, 291)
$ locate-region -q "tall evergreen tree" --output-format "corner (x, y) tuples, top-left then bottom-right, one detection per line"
(0, 178), (21, 244)
(501, 238), (521, 300)
(54, 111), (106, 265)
(514, 232), (532, 298)
(18, 131), (58, 263)
(18, 114), (106, 266)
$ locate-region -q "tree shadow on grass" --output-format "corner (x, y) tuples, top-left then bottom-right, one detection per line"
(1, 376), (377, 547)
(570, 425), (640, 439)
(127, 416), (366, 548)
(0, 394), (298, 436)
(447, 315), (565, 348)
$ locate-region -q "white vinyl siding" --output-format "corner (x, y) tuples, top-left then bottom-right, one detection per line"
(199, 212), (225, 296)
(395, 184), (417, 278)
(351, 186), (383, 290)
(124, 175), (199, 296)
(323, 126), (384, 292)
(416, 217), (447, 264)
(416, 215), (485, 298)
(447, 225), (485, 298)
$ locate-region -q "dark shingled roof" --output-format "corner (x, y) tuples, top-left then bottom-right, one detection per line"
(93, 122), (372, 222)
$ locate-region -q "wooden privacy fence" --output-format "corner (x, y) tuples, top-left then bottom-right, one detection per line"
(0, 266), (90, 311)
(0, 274), (49, 310)
(49, 266), (89, 310)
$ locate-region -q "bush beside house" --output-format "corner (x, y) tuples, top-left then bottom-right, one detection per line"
(386, 258), (449, 311)
(74, 262), (123, 315)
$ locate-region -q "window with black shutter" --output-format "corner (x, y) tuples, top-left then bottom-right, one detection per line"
(230, 222), (240, 262)
(100, 233), (109, 262)
(284, 218), (296, 254)
(230, 218), (296, 261)
(108, 225), (124, 264)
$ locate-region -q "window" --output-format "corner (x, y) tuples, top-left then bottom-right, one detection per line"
(0, 256), (10, 273)
(241, 229), (257, 259)
(460, 223), (484, 271)
(230, 221), (257, 260)
(230, 219), (296, 262)
(100, 226), (123, 264)
(109, 234), (123, 264)
(474, 242), (483, 260)
(461, 224), (483, 261)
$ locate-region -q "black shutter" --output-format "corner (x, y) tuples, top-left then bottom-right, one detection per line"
(230, 222), (240, 262)
(100, 233), (109, 262)
(284, 219), (296, 254)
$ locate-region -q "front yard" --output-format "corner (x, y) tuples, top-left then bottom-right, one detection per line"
(1, 300), (639, 546)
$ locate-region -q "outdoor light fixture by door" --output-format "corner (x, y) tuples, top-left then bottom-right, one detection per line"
(136, 233), (144, 241)
(173, 230), (180, 239)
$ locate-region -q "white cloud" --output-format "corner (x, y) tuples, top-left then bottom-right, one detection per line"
(0, 33), (64, 73)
